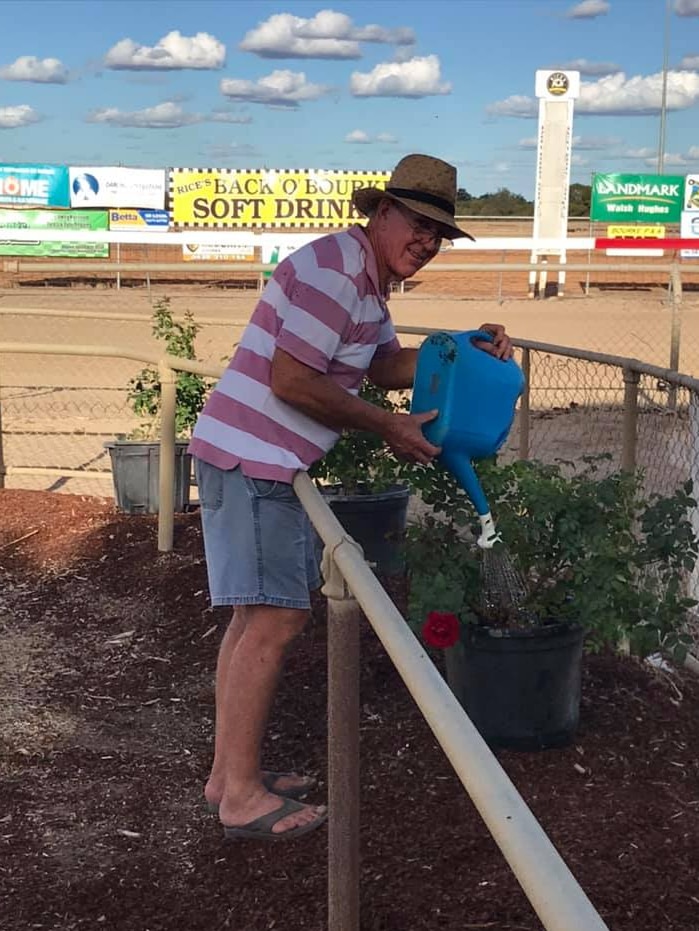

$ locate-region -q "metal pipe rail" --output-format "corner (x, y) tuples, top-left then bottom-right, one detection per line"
(3, 260), (694, 274)
(294, 472), (609, 931)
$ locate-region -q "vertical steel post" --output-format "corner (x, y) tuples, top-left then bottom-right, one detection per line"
(157, 362), (177, 552)
(668, 262), (683, 411)
(621, 368), (640, 473)
(324, 550), (361, 931)
(519, 348), (531, 461)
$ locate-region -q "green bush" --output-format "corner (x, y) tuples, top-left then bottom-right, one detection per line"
(127, 296), (211, 439)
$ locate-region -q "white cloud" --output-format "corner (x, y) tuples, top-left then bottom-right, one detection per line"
(87, 101), (201, 128)
(493, 162), (510, 173)
(345, 129), (370, 143)
(519, 134), (619, 150)
(350, 55), (450, 98)
(210, 110), (252, 124)
(240, 10), (414, 59)
(104, 31), (225, 70)
(487, 95), (538, 118)
(622, 147), (658, 159)
(0, 56), (68, 83)
(490, 70), (699, 118)
(0, 104), (41, 128)
(344, 129), (398, 143)
(679, 54), (699, 69)
(576, 70), (699, 115)
(566, 0), (610, 18)
(220, 70), (330, 108)
(690, 146), (699, 157)
(675, 0), (699, 15)
(571, 154), (589, 166)
(555, 58), (621, 76)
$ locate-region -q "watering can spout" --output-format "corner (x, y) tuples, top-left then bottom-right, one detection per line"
(441, 451), (488, 515)
(441, 451), (501, 548)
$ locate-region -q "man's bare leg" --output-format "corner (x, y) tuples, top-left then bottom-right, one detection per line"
(205, 607), (314, 807)
(207, 605), (325, 834)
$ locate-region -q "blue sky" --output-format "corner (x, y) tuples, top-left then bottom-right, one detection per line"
(1, 0), (698, 198)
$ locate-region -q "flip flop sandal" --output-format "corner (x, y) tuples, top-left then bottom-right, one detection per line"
(206, 771), (317, 814)
(223, 797), (328, 842)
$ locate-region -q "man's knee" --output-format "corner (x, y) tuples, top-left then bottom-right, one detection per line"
(243, 606), (309, 649)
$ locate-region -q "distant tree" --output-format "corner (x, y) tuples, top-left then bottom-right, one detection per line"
(568, 182), (591, 218)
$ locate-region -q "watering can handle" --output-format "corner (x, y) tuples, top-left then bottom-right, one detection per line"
(465, 329), (495, 345)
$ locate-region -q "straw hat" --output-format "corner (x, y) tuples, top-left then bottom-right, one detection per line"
(352, 153), (473, 241)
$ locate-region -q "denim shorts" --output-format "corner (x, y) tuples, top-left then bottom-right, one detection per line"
(194, 459), (322, 609)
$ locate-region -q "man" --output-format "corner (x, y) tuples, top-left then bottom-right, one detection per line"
(189, 153), (512, 841)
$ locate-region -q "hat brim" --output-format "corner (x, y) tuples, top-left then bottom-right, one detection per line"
(352, 187), (474, 241)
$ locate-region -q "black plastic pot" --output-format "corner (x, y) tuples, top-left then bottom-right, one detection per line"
(322, 484), (410, 576)
(445, 622), (584, 751)
(104, 440), (192, 515)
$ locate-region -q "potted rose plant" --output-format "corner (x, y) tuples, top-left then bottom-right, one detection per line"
(405, 455), (698, 749)
(309, 380), (412, 575)
(105, 296), (211, 515)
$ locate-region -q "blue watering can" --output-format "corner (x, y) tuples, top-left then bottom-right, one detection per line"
(411, 330), (525, 548)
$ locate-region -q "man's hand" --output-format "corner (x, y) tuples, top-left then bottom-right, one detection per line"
(474, 322), (513, 360)
(382, 410), (441, 464)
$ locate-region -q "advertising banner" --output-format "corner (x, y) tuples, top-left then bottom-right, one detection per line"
(109, 208), (169, 231)
(0, 208), (108, 256)
(182, 241), (255, 261)
(685, 176), (699, 212)
(69, 167), (166, 209)
(605, 224), (665, 257)
(0, 163), (70, 208)
(680, 212), (699, 259)
(169, 169), (390, 228)
(591, 174), (684, 223)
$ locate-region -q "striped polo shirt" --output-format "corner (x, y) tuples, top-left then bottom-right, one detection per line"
(188, 225), (401, 482)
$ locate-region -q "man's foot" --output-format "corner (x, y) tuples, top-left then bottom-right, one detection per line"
(220, 790), (327, 840)
(205, 770), (315, 812)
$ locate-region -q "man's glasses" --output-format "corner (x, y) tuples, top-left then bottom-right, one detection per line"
(393, 202), (443, 248)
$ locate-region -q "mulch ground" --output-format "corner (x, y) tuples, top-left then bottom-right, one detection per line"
(1, 489), (698, 931)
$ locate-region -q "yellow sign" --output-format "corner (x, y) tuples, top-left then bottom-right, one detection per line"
(606, 225), (665, 257)
(169, 169), (390, 229)
(607, 225), (665, 238)
(182, 242), (255, 261)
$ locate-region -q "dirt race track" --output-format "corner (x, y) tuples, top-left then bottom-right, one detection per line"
(2, 254), (699, 498)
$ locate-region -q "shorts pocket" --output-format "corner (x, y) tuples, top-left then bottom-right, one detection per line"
(243, 475), (294, 500)
(195, 460), (224, 511)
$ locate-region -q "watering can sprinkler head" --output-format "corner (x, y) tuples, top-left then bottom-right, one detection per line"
(477, 513), (502, 550)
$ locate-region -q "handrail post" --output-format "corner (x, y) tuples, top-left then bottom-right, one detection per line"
(621, 367), (640, 473)
(323, 544), (361, 931)
(667, 260), (683, 411)
(157, 362), (177, 552)
(519, 348), (531, 460)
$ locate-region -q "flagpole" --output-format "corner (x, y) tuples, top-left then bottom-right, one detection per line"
(657, 0), (671, 173)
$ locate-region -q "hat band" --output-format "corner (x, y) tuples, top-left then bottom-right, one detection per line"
(385, 186), (455, 218)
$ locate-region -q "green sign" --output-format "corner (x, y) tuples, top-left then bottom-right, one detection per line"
(591, 174), (684, 223)
(0, 208), (109, 256)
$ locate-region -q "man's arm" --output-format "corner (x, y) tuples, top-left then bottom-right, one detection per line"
(270, 348), (440, 464)
(367, 347), (417, 390)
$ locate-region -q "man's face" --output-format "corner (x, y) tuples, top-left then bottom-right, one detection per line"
(377, 200), (444, 280)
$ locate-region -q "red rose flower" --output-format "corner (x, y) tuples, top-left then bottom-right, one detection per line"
(421, 611), (460, 649)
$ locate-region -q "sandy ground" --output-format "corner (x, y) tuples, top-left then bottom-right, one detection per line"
(1, 280), (699, 497)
